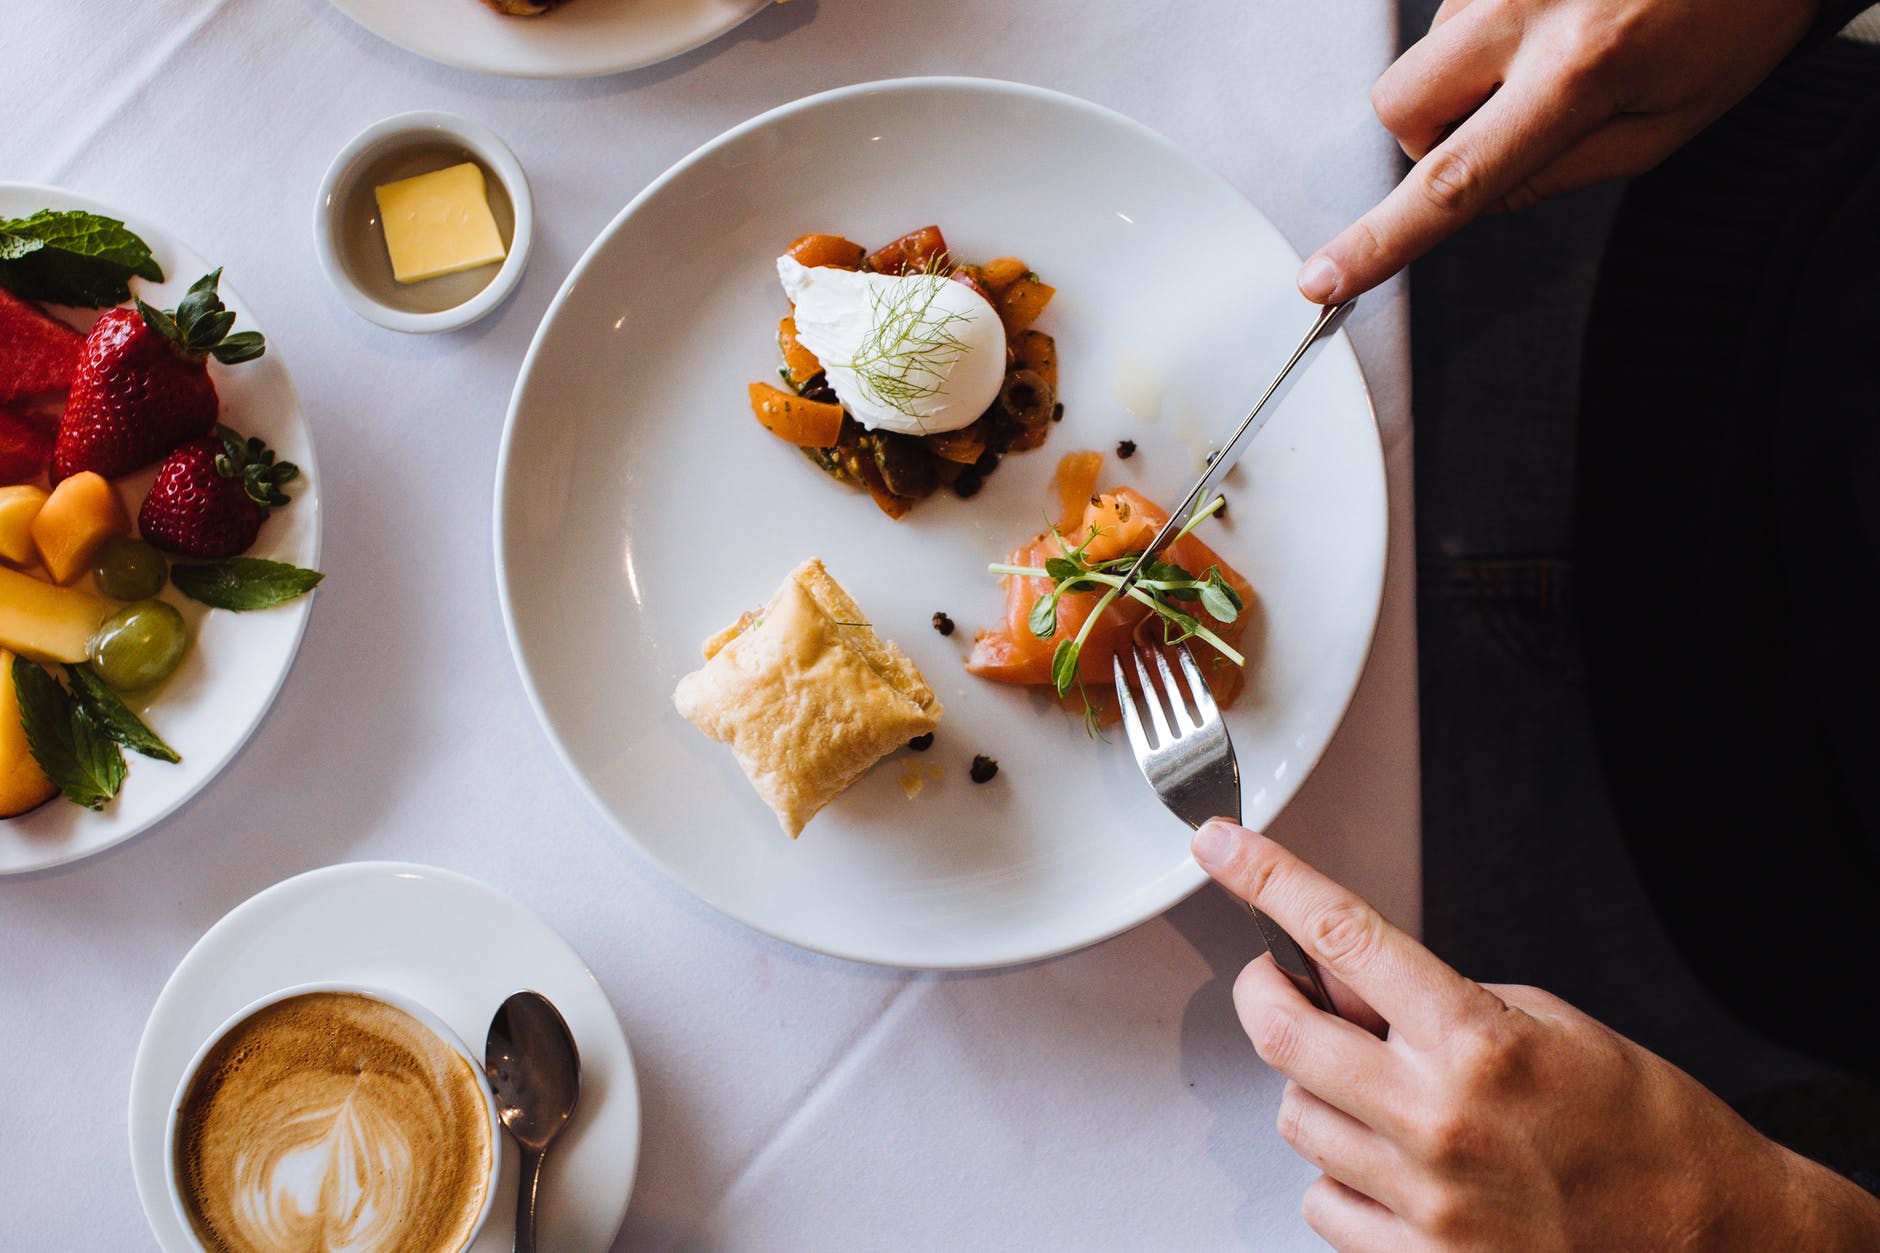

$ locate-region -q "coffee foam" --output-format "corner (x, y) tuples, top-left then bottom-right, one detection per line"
(174, 992), (492, 1253)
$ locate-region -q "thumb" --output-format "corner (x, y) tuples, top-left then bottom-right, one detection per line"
(1195, 820), (1389, 1037)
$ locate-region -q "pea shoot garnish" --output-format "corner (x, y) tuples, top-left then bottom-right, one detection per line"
(986, 495), (1244, 703)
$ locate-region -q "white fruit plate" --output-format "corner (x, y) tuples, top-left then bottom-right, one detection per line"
(0, 184), (321, 875)
(327, 0), (770, 79)
(495, 79), (1386, 969)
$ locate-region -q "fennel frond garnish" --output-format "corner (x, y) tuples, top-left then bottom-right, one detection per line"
(840, 267), (972, 421)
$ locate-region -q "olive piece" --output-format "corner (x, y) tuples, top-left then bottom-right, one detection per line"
(870, 431), (937, 499)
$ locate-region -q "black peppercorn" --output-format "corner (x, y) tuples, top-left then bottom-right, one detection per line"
(1116, 439), (1137, 459)
(969, 755), (999, 784)
(907, 733), (935, 752)
(932, 611), (955, 637)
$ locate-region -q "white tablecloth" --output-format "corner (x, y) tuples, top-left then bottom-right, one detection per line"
(0, 1), (1415, 1247)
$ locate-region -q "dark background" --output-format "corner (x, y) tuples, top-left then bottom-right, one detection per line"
(1401, 0), (1879, 1162)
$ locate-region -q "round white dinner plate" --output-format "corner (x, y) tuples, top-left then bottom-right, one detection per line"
(328, 0), (768, 78)
(0, 184), (321, 876)
(495, 78), (1387, 969)
(128, 861), (641, 1252)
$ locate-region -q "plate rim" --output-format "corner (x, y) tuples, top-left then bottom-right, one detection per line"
(125, 859), (641, 1253)
(492, 76), (1388, 970)
(326, 0), (771, 79)
(0, 180), (323, 877)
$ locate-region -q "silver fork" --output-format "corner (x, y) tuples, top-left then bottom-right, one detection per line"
(1113, 643), (1334, 1015)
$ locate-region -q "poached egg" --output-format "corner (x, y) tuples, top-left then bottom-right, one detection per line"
(778, 255), (1005, 435)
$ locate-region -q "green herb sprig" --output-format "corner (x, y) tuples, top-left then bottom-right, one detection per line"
(986, 495), (1243, 702)
(838, 260), (971, 423)
(10, 656), (183, 811)
(0, 209), (163, 307)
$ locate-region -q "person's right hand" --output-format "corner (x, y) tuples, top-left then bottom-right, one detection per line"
(1297, 0), (1822, 303)
(1193, 819), (1880, 1251)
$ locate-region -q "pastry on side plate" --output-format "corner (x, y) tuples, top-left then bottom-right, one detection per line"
(674, 559), (942, 836)
(479, 0), (567, 15)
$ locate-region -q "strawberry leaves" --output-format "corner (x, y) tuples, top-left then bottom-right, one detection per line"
(136, 269), (265, 364)
(209, 425), (298, 509)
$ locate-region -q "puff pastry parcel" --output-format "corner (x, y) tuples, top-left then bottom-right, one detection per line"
(674, 560), (942, 836)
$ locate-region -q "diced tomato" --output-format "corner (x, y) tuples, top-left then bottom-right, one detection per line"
(866, 226), (949, 276)
(785, 234), (867, 270)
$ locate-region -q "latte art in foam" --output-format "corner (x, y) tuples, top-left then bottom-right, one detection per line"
(173, 992), (493, 1253)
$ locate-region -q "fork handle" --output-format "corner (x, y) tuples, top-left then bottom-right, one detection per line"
(1248, 904), (1336, 1014)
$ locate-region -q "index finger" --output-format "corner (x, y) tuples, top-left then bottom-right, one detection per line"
(1297, 75), (1600, 302)
(1193, 820), (1502, 1050)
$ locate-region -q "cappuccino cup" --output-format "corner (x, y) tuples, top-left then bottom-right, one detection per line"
(165, 983), (506, 1253)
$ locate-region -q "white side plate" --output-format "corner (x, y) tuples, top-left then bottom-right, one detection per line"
(328, 0), (769, 78)
(0, 183), (321, 875)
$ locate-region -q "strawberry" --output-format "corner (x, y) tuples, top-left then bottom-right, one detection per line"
(138, 426), (297, 558)
(0, 287), (83, 402)
(0, 403), (58, 483)
(54, 269), (263, 482)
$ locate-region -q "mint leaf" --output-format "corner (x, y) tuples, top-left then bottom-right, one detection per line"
(172, 558), (323, 611)
(10, 657), (126, 810)
(65, 665), (179, 764)
(0, 210), (163, 307)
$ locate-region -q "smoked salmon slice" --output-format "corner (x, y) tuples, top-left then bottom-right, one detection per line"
(967, 451), (1254, 723)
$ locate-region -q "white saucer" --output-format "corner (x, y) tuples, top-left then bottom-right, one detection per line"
(128, 862), (640, 1251)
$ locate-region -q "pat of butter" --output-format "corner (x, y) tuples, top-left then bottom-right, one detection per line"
(373, 162), (507, 284)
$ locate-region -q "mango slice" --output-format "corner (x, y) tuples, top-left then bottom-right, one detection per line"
(32, 472), (128, 584)
(0, 485), (49, 567)
(0, 648), (59, 817)
(0, 565), (109, 663)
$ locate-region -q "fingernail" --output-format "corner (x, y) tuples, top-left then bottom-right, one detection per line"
(1297, 255), (1339, 302)
(1193, 819), (1241, 871)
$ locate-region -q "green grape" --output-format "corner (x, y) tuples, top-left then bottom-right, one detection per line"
(92, 538), (168, 601)
(89, 600), (188, 692)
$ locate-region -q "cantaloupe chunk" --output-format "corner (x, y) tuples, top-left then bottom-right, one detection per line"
(0, 648), (59, 817)
(30, 472), (127, 584)
(0, 485), (49, 566)
(0, 565), (108, 663)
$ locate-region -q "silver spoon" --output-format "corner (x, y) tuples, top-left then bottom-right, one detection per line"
(485, 991), (581, 1253)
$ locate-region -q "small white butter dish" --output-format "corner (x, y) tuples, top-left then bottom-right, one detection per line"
(314, 111), (533, 334)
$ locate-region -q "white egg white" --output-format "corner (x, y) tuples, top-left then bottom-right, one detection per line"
(777, 255), (1005, 435)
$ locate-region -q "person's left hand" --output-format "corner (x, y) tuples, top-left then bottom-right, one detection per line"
(1191, 819), (1880, 1251)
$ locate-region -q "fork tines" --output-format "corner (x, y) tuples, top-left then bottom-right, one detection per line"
(1112, 641), (1221, 757)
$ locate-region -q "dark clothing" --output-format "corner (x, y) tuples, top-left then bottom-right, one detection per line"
(1577, 36), (1880, 1082)
(1408, 3), (1880, 1179)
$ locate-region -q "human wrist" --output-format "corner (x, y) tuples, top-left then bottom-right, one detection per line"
(1765, 1144), (1880, 1250)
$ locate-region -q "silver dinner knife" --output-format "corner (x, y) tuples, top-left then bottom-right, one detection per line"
(1113, 297), (1355, 1014)
(1112, 299), (1355, 601)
